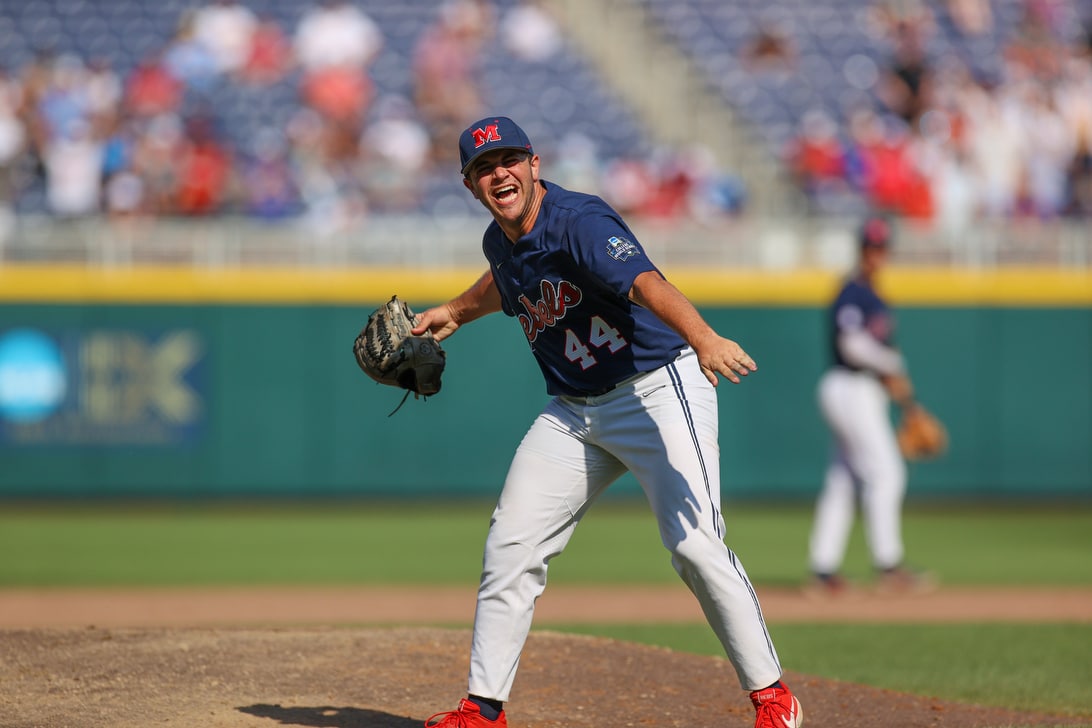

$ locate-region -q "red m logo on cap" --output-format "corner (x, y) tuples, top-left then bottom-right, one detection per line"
(472, 124), (501, 149)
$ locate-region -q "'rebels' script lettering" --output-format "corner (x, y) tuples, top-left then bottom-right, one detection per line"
(472, 124), (501, 149)
(518, 280), (582, 342)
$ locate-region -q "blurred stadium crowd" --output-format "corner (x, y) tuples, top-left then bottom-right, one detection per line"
(774, 0), (1092, 227)
(0, 0), (1089, 243)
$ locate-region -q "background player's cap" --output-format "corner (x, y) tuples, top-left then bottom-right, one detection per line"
(459, 116), (534, 175)
(859, 215), (892, 249)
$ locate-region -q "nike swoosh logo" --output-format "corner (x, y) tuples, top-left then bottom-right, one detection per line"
(781, 697), (801, 727)
(640, 385), (666, 397)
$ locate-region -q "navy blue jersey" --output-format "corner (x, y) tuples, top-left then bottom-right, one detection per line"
(828, 276), (896, 371)
(482, 180), (686, 396)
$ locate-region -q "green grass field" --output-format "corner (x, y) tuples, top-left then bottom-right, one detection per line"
(1, 500), (1090, 722)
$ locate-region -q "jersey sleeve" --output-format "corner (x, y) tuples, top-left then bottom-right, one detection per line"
(563, 205), (661, 296)
(837, 328), (905, 375)
(832, 285), (904, 374)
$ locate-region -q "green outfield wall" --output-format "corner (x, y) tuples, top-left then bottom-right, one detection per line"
(0, 266), (1089, 499)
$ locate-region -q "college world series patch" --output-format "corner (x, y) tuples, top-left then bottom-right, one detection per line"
(606, 235), (640, 261)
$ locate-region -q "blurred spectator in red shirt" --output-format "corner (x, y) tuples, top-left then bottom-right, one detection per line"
(242, 13), (292, 85)
(848, 110), (932, 218)
(786, 109), (847, 209)
(640, 148), (698, 219)
(175, 115), (233, 215)
(294, 0), (384, 125)
(301, 67), (372, 125)
(599, 157), (657, 217)
(125, 53), (183, 118)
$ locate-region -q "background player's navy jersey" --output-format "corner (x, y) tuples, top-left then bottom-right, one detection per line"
(482, 180), (686, 396)
(828, 277), (896, 372)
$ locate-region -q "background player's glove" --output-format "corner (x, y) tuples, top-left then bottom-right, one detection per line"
(896, 404), (948, 460)
(354, 296), (445, 412)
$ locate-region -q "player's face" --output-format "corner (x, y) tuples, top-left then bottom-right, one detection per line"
(860, 244), (889, 277)
(463, 149), (541, 234)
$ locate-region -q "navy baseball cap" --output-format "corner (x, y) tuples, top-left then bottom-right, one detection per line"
(859, 215), (892, 249)
(459, 116), (534, 175)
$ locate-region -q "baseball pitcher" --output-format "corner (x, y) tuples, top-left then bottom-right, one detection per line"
(416, 117), (803, 728)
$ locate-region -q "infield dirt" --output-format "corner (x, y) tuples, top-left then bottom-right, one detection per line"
(1, 585), (1090, 728)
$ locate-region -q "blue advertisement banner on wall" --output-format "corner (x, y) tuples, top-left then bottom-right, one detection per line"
(0, 326), (206, 447)
(0, 302), (1087, 498)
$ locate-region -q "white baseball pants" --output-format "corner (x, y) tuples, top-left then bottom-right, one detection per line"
(809, 368), (908, 574)
(467, 348), (783, 701)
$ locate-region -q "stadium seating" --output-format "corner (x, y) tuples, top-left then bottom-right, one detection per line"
(0, 0), (654, 218)
(1, 0), (1089, 220)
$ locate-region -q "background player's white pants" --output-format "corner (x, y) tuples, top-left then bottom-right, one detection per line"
(468, 349), (783, 701)
(809, 368), (908, 575)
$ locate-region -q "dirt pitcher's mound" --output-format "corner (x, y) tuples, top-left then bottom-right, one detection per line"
(0, 627), (1086, 728)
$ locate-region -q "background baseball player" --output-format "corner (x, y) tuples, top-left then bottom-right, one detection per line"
(415, 116), (803, 728)
(806, 215), (937, 597)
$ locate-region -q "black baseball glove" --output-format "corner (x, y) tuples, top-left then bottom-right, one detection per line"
(353, 296), (445, 413)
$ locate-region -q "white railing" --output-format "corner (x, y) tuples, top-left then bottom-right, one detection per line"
(0, 213), (1089, 270)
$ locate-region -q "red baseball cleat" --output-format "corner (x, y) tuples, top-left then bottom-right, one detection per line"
(802, 572), (855, 601)
(875, 565), (938, 595)
(424, 698), (507, 727)
(750, 682), (803, 728)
